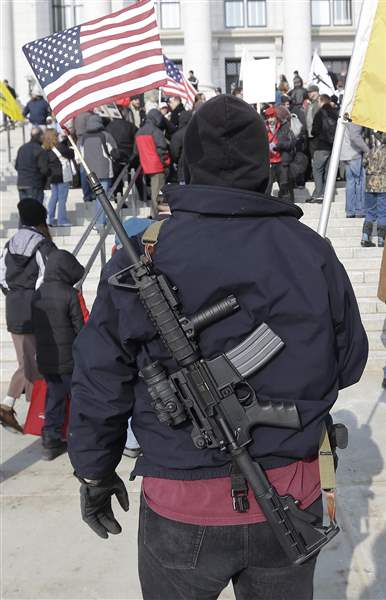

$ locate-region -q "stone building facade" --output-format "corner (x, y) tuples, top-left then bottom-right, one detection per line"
(1, 0), (361, 103)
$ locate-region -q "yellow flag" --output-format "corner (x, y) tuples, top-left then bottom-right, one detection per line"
(351, 0), (386, 132)
(0, 81), (25, 122)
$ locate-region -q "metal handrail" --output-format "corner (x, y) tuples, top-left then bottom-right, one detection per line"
(75, 166), (142, 289)
(0, 121), (27, 162)
(72, 163), (131, 256)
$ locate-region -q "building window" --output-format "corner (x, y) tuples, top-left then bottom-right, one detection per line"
(312, 0), (352, 26)
(333, 0), (352, 25)
(158, 0), (180, 29)
(225, 1), (244, 27)
(225, 59), (241, 93)
(51, 0), (82, 32)
(225, 0), (266, 28)
(323, 57), (350, 84)
(311, 0), (331, 25)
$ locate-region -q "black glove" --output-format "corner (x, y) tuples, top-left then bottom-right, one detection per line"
(79, 473), (129, 539)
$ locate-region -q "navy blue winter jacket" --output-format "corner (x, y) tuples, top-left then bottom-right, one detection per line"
(68, 185), (368, 480)
(23, 98), (51, 126)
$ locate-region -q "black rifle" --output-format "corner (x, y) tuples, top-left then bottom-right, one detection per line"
(87, 172), (339, 565)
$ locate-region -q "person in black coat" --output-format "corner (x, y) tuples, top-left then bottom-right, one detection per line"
(0, 200), (54, 432)
(288, 76), (307, 127)
(169, 110), (192, 183)
(265, 105), (296, 201)
(32, 249), (85, 460)
(40, 130), (75, 226)
(68, 95), (367, 599)
(23, 91), (51, 126)
(164, 96), (186, 139)
(106, 117), (136, 197)
(15, 128), (47, 202)
(309, 95), (338, 202)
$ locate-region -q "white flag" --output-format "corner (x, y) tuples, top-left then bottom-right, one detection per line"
(243, 58), (276, 104)
(308, 51), (335, 96)
(239, 48), (251, 83)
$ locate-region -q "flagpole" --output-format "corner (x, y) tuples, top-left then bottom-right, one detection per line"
(317, 1), (373, 237)
(317, 116), (347, 237)
(65, 133), (140, 265)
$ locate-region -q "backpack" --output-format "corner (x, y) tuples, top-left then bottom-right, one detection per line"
(290, 114), (303, 140)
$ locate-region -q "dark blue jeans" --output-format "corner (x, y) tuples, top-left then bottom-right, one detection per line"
(364, 192), (386, 226)
(48, 182), (70, 225)
(80, 165), (94, 202)
(43, 374), (72, 443)
(18, 187), (44, 203)
(138, 494), (322, 600)
(344, 158), (366, 217)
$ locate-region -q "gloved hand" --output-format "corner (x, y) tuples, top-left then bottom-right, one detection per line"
(79, 472), (129, 539)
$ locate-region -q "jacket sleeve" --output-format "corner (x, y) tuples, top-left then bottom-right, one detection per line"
(170, 131), (182, 164)
(323, 244), (368, 389)
(23, 102), (30, 118)
(164, 118), (178, 139)
(378, 245), (386, 302)
(153, 128), (169, 166)
(349, 125), (370, 155)
(0, 246), (9, 294)
(15, 149), (20, 172)
(311, 111), (322, 138)
(275, 128), (295, 152)
(37, 150), (49, 178)
(105, 132), (120, 161)
(68, 270), (138, 479)
(69, 289), (85, 335)
(59, 141), (75, 160)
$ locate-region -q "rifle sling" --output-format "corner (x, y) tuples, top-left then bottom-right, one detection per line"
(319, 422), (337, 525)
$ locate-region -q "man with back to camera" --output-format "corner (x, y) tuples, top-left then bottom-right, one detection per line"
(15, 127), (47, 202)
(68, 95), (367, 600)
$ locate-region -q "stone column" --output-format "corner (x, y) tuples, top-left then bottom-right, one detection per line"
(0, 0), (15, 84)
(283, 0), (312, 83)
(82, 0), (112, 22)
(181, 0), (213, 88)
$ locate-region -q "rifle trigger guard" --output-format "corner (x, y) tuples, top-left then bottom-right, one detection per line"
(108, 266), (138, 290)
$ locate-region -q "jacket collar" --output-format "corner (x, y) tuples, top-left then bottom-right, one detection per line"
(164, 184), (303, 219)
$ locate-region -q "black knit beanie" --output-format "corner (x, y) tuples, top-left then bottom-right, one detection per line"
(18, 199), (47, 226)
(184, 95), (269, 193)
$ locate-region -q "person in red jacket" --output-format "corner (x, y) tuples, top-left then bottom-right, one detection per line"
(135, 109), (170, 216)
(265, 106), (296, 202)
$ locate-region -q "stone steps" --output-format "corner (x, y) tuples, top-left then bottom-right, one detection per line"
(357, 298), (386, 314)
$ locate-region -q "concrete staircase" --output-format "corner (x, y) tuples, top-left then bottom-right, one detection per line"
(299, 194), (385, 370)
(0, 130), (384, 393)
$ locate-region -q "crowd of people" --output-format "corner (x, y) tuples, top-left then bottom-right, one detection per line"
(10, 72), (386, 247)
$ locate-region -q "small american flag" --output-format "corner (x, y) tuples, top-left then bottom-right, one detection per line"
(23, 0), (167, 126)
(162, 56), (197, 107)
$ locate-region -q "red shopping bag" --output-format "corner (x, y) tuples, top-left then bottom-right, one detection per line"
(23, 381), (70, 437)
(23, 294), (89, 436)
(78, 291), (89, 322)
(23, 379), (48, 436)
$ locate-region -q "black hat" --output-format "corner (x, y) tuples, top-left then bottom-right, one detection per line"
(18, 199), (47, 226)
(184, 95), (269, 193)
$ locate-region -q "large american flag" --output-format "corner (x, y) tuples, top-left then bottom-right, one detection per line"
(162, 56), (197, 107)
(22, 0), (167, 126)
